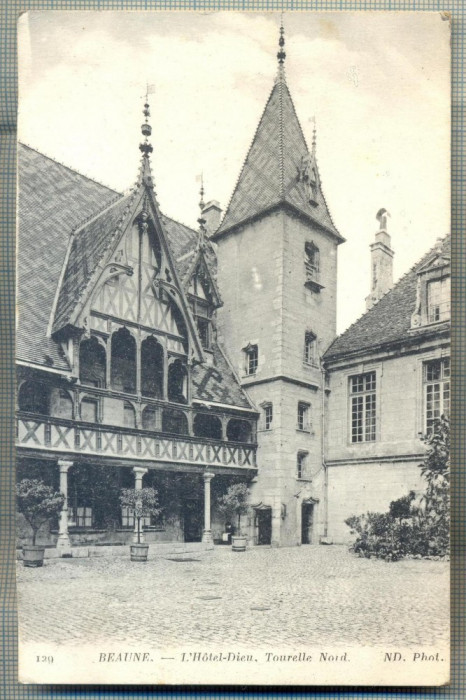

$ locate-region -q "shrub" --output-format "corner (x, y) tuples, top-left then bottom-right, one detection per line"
(345, 416), (450, 561)
(16, 479), (65, 546)
(217, 482), (250, 535)
(119, 487), (160, 544)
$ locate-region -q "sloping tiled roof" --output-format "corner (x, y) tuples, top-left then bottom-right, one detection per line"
(213, 77), (342, 240)
(18, 144), (249, 409)
(324, 235), (451, 361)
(17, 144), (120, 369)
(53, 195), (130, 332)
(192, 343), (253, 409)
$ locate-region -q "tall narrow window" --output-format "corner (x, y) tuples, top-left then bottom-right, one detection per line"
(297, 451), (308, 479)
(245, 345), (258, 376)
(304, 332), (316, 365)
(297, 402), (310, 432)
(427, 278), (450, 323)
(424, 358), (450, 434)
(264, 404), (273, 430)
(350, 372), (376, 443)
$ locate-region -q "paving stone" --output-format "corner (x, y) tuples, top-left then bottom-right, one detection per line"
(16, 545), (449, 649)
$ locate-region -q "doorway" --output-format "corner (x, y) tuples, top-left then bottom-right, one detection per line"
(256, 507), (272, 545)
(301, 502), (314, 544)
(183, 499), (203, 542)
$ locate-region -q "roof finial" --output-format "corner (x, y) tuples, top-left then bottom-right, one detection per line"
(139, 84), (154, 159)
(199, 173), (205, 212)
(276, 17), (286, 81)
(197, 174), (207, 243)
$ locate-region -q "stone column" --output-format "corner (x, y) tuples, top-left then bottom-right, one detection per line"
(57, 459), (73, 554)
(132, 466), (148, 543)
(201, 472), (215, 543)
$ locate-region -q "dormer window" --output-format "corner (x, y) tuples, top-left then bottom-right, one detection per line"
(411, 249), (450, 329)
(427, 277), (450, 323)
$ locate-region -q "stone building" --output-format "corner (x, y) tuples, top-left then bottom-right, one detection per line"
(16, 26), (450, 551)
(324, 231), (450, 542)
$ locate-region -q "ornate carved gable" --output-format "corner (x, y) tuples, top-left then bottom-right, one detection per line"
(52, 169), (205, 364)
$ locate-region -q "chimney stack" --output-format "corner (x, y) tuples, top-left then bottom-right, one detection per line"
(365, 208), (395, 310)
(202, 200), (222, 236)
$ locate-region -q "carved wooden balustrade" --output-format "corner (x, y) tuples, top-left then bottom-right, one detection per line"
(16, 412), (257, 471)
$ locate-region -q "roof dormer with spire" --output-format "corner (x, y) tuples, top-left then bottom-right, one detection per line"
(212, 23), (344, 243)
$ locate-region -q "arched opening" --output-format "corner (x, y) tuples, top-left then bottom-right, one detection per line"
(226, 419), (252, 443)
(141, 336), (164, 398)
(111, 327), (136, 393)
(123, 401), (136, 428)
(142, 406), (157, 431)
(162, 408), (189, 436)
(79, 336), (106, 387)
(50, 389), (73, 420)
(18, 381), (49, 414)
(168, 359), (188, 404)
(193, 413), (222, 440)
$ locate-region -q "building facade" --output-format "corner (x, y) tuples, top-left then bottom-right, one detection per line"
(16, 28), (450, 551)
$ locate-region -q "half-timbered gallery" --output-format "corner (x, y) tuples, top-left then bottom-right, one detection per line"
(16, 25), (450, 552)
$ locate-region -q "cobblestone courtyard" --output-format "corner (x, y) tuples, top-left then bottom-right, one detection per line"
(17, 545), (449, 649)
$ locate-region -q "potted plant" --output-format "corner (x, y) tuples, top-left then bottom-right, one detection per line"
(218, 482), (250, 552)
(120, 487), (160, 562)
(16, 479), (65, 567)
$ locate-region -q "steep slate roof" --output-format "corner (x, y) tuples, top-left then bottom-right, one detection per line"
(17, 144), (120, 370)
(213, 76), (342, 241)
(192, 343), (253, 409)
(324, 235), (451, 361)
(18, 144), (251, 409)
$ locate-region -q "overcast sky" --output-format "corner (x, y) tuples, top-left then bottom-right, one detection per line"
(18, 11), (450, 333)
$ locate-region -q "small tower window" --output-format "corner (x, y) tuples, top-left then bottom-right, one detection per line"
(297, 402), (311, 432)
(304, 332), (317, 366)
(297, 451), (308, 479)
(244, 345), (258, 376)
(264, 403), (273, 430)
(305, 242), (320, 275)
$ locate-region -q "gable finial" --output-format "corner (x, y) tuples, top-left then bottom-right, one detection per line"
(139, 84), (155, 159)
(276, 17), (286, 81)
(197, 173), (207, 243)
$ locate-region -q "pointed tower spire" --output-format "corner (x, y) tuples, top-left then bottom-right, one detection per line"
(212, 26), (343, 242)
(276, 18), (286, 82)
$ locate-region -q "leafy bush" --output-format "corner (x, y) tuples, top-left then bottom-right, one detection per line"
(345, 416), (450, 562)
(120, 487), (160, 544)
(16, 479), (65, 546)
(217, 482), (250, 535)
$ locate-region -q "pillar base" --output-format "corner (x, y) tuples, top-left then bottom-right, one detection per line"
(133, 532), (145, 544)
(202, 529), (213, 544)
(56, 535), (72, 556)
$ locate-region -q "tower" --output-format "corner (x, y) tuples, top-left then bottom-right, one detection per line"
(365, 208), (395, 310)
(211, 24), (344, 546)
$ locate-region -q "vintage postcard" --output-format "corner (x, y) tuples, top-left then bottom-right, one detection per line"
(16, 10), (450, 685)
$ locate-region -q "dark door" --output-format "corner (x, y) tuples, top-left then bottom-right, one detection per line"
(183, 499), (203, 542)
(301, 503), (314, 544)
(257, 508), (272, 545)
